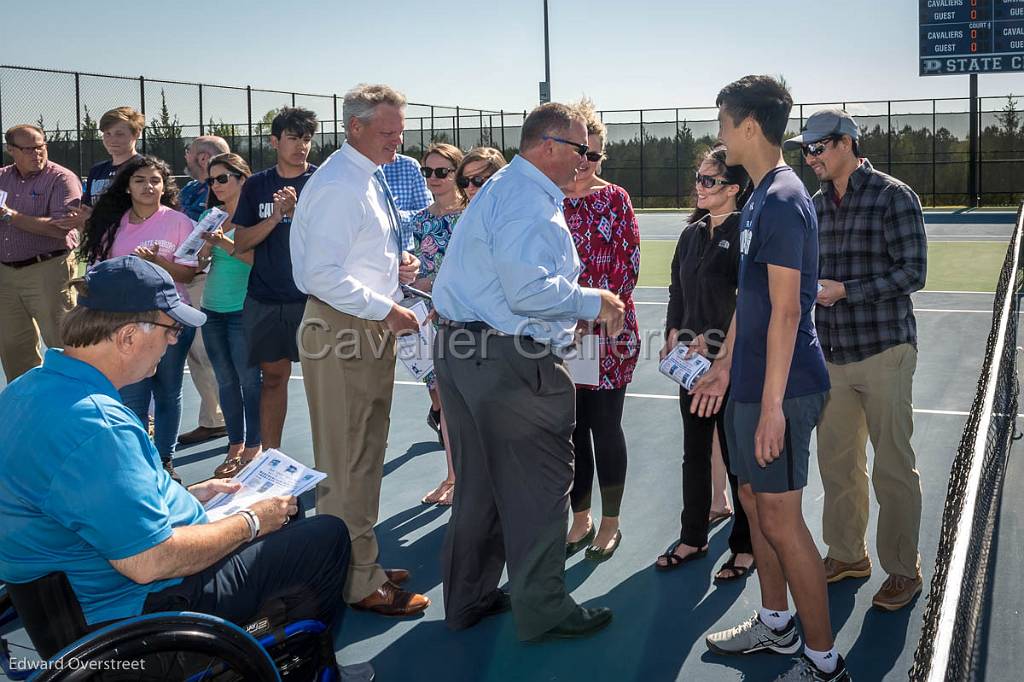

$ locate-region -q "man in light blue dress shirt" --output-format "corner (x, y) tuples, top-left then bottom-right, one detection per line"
(432, 102), (625, 642)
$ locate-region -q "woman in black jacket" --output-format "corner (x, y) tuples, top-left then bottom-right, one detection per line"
(655, 146), (755, 582)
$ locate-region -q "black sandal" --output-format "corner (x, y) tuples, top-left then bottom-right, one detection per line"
(714, 553), (756, 582)
(655, 540), (708, 572)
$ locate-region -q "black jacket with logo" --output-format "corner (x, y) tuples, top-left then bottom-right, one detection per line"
(665, 213), (740, 358)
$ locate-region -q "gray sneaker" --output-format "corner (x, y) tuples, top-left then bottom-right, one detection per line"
(705, 612), (802, 656)
(775, 654), (851, 681)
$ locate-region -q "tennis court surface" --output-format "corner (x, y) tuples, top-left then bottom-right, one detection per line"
(1, 210), (1020, 681)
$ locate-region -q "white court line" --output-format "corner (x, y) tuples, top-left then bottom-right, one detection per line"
(631, 301), (991, 313)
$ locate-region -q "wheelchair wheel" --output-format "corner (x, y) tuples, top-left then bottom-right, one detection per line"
(30, 612), (280, 682)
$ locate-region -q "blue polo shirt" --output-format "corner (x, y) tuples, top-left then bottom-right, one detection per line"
(0, 350), (207, 625)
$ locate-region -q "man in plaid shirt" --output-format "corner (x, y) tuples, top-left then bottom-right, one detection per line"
(382, 153), (431, 250)
(785, 109), (927, 613)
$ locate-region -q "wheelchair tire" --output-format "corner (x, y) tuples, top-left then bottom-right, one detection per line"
(29, 612), (280, 682)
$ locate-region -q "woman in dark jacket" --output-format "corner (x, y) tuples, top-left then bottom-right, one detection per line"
(655, 146), (755, 582)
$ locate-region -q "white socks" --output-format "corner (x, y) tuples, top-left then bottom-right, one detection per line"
(804, 645), (839, 674)
(758, 607), (791, 631)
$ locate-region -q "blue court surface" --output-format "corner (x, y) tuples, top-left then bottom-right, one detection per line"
(1, 212), (1020, 681)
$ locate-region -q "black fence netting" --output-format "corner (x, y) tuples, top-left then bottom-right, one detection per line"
(908, 204), (1023, 681)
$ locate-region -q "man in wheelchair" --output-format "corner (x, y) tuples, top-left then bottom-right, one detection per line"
(0, 256), (370, 680)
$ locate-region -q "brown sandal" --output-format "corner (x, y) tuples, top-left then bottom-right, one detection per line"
(213, 455), (243, 479)
(422, 479), (455, 505)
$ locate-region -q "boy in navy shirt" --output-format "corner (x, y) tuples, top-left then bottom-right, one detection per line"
(232, 107), (317, 453)
(83, 107), (145, 207)
(691, 76), (848, 682)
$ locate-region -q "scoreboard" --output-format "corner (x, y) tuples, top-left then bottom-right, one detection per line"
(920, 0), (1024, 74)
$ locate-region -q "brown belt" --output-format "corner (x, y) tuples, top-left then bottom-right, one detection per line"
(1, 249), (70, 269)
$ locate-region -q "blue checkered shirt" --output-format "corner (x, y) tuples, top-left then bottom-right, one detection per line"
(382, 154), (431, 248)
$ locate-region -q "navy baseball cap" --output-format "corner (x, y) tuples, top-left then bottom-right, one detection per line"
(78, 256), (206, 328)
(783, 109), (859, 150)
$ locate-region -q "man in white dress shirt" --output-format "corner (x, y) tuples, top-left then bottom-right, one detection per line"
(290, 83), (429, 617)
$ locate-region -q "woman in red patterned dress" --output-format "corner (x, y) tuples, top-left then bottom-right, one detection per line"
(563, 99), (641, 562)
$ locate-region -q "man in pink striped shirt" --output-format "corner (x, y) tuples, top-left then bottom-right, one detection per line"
(0, 124), (83, 382)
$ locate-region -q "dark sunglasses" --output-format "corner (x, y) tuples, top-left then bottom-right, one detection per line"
(585, 151), (605, 162)
(205, 172), (242, 186)
(695, 173), (731, 189)
(542, 135), (589, 157)
(457, 175), (490, 189)
(8, 142), (46, 153)
(421, 166), (455, 179)
(800, 138), (838, 157)
(127, 320), (184, 339)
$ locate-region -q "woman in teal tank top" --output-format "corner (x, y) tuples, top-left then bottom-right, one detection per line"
(196, 153), (261, 478)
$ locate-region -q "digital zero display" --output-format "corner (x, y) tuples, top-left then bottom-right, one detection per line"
(920, 0), (1024, 74)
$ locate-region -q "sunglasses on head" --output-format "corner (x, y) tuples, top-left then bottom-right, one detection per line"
(542, 135), (589, 157)
(800, 137), (838, 157)
(457, 175), (490, 189)
(205, 172), (242, 186)
(421, 166), (455, 179)
(695, 173), (731, 189)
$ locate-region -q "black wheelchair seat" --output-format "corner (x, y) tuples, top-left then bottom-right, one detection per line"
(0, 572), (339, 681)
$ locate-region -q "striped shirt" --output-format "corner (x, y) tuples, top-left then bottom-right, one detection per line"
(813, 159), (927, 365)
(0, 161), (82, 262)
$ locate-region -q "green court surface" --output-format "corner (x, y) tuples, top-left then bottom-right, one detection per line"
(637, 240), (1005, 292)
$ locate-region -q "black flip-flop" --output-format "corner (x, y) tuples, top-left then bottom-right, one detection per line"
(655, 540), (708, 572)
(714, 553), (756, 582)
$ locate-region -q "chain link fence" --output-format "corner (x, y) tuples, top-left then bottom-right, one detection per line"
(2, 65), (1022, 207)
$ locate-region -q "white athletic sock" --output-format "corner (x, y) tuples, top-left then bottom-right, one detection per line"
(758, 607), (790, 631)
(804, 645), (839, 674)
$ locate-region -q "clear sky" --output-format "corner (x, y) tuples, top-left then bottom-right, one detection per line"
(6, 0), (1024, 112)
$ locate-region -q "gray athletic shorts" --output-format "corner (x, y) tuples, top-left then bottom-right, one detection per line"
(725, 391), (826, 494)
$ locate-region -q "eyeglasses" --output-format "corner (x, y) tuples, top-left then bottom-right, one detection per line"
(8, 142), (46, 153)
(127, 320), (184, 339)
(457, 175), (491, 189)
(205, 172), (242, 186)
(421, 166), (455, 179)
(584, 151), (605, 163)
(542, 135), (589, 157)
(800, 138), (838, 157)
(695, 173), (731, 189)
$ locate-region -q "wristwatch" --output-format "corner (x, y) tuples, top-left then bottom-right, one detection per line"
(0, 207), (12, 224)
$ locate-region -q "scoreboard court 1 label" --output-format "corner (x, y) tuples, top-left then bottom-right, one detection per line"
(920, 0), (1024, 74)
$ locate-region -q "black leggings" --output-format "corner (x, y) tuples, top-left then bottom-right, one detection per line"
(570, 387), (628, 517)
(678, 391), (752, 553)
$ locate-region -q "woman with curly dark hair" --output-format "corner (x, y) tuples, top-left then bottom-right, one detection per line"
(81, 155), (200, 481)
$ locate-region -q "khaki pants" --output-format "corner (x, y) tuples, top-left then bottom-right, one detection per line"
(817, 343), (922, 577)
(0, 254), (76, 382)
(299, 298), (396, 603)
(184, 275), (224, 428)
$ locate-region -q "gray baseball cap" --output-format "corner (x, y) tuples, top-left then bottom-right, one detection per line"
(783, 109), (859, 150)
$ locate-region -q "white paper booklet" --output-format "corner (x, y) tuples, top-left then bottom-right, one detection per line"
(174, 208), (230, 261)
(0, 190), (8, 208)
(658, 344), (712, 391)
(397, 299), (435, 382)
(564, 334), (600, 386)
(202, 449), (326, 521)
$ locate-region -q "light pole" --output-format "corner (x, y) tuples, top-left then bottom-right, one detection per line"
(539, 0), (551, 103)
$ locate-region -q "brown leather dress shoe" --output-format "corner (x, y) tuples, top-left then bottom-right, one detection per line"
(872, 572), (923, 611)
(177, 425), (228, 446)
(823, 555), (872, 583)
(384, 568), (410, 585)
(353, 582), (430, 617)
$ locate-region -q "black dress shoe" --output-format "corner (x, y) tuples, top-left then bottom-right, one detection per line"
(585, 529), (622, 563)
(531, 606), (612, 641)
(481, 589), (512, 618)
(566, 525), (596, 557)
